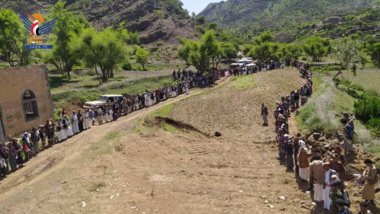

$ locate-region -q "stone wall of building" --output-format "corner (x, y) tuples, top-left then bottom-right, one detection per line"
(0, 65), (53, 139)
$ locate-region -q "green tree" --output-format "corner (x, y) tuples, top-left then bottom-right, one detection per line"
(279, 44), (302, 61)
(367, 42), (380, 68)
(332, 37), (361, 78)
(196, 16), (205, 25)
(303, 36), (331, 62)
(135, 47), (150, 70)
(189, 31), (219, 72)
(116, 21), (140, 45)
(81, 28), (126, 83)
(221, 42), (238, 60)
(46, 1), (89, 79)
(254, 31), (274, 45)
(248, 42), (280, 63)
(177, 39), (194, 69)
(0, 8), (31, 67)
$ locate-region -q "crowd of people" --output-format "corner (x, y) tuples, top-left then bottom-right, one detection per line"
(0, 70), (222, 180)
(262, 62), (377, 214)
(0, 60), (377, 214)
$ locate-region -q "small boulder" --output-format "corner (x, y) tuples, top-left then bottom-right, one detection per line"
(215, 132), (222, 137)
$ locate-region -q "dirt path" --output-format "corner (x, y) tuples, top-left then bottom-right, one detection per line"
(0, 77), (230, 198)
(0, 70), (317, 214)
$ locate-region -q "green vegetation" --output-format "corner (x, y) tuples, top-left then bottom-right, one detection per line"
(148, 104), (173, 118)
(45, 2), (90, 79)
(198, 0), (379, 38)
(0, 8), (31, 66)
(105, 131), (120, 140)
(367, 42), (380, 68)
(332, 37), (363, 77)
(355, 95), (380, 137)
(52, 75), (175, 110)
(177, 31), (222, 72)
(135, 47), (150, 71)
(303, 37), (331, 62)
(229, 75), (256, 90)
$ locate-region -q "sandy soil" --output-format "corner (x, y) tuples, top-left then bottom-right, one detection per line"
(0, 70), (330, 214)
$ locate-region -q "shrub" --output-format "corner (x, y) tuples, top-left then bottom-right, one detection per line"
(87, 70), (96, 76)
(122, 61), (132, 71)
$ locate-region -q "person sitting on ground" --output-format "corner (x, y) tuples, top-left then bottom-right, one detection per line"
(358, 201), (372, 214)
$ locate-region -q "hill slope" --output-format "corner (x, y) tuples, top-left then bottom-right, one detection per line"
(0, 0), (194, 44)
(198, 0), (378, 34)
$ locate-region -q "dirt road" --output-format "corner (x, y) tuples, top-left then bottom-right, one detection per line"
(0, 70), (317, 214)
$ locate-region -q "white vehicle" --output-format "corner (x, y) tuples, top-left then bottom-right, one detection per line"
(83, 94), (123, 109)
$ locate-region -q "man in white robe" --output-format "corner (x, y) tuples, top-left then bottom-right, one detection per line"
(84, 110), (90, 129)
(309, 156), (324, 203)
(323, 163), (337, 210)
(71, 111), (80, 134)
(297, 140), (309, 181)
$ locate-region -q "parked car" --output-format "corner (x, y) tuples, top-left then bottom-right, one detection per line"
(83, 94), (123, 109)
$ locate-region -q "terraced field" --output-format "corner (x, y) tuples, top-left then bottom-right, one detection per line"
(341, 69), (380, 94)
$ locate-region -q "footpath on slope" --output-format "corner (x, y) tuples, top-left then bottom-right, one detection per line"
(0, 77), (231, 196)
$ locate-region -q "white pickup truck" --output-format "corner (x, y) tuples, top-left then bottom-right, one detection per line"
(83, 94), (123, 109)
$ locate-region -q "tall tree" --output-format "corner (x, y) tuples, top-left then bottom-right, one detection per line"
(189, 31), (219, 73)
(81, 28), (126, 83)
(46, 1), (89, 79)
(303, 36), (331, 62)
(367, 42), (380, 68)
(135, 47), (150, 70)
(177, 39), (194, 69)
(332, 37), (361, 78)
(248, 42), (280, 63)
(0, 8), (31, 67)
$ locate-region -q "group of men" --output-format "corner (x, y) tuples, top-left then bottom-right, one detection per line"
(264, 64), (377, 213)
(0, 73), (220, 180)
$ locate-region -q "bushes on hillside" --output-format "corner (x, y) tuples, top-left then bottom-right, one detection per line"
(354, 92), (380, 137)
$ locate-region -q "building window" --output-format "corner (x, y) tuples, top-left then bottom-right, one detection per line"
(22, 90), (38, 121)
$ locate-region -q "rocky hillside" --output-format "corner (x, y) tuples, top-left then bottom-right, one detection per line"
(0, 0), (194, 44)
(198, 0), (379, 34)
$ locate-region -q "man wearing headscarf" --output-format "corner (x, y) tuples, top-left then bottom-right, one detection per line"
(330, 153), (346, 181)
(298, 140), (309, 181)
(309, 156), (324, 204)
(361, 159), (377, 204)
(333, 145), (346, 165)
